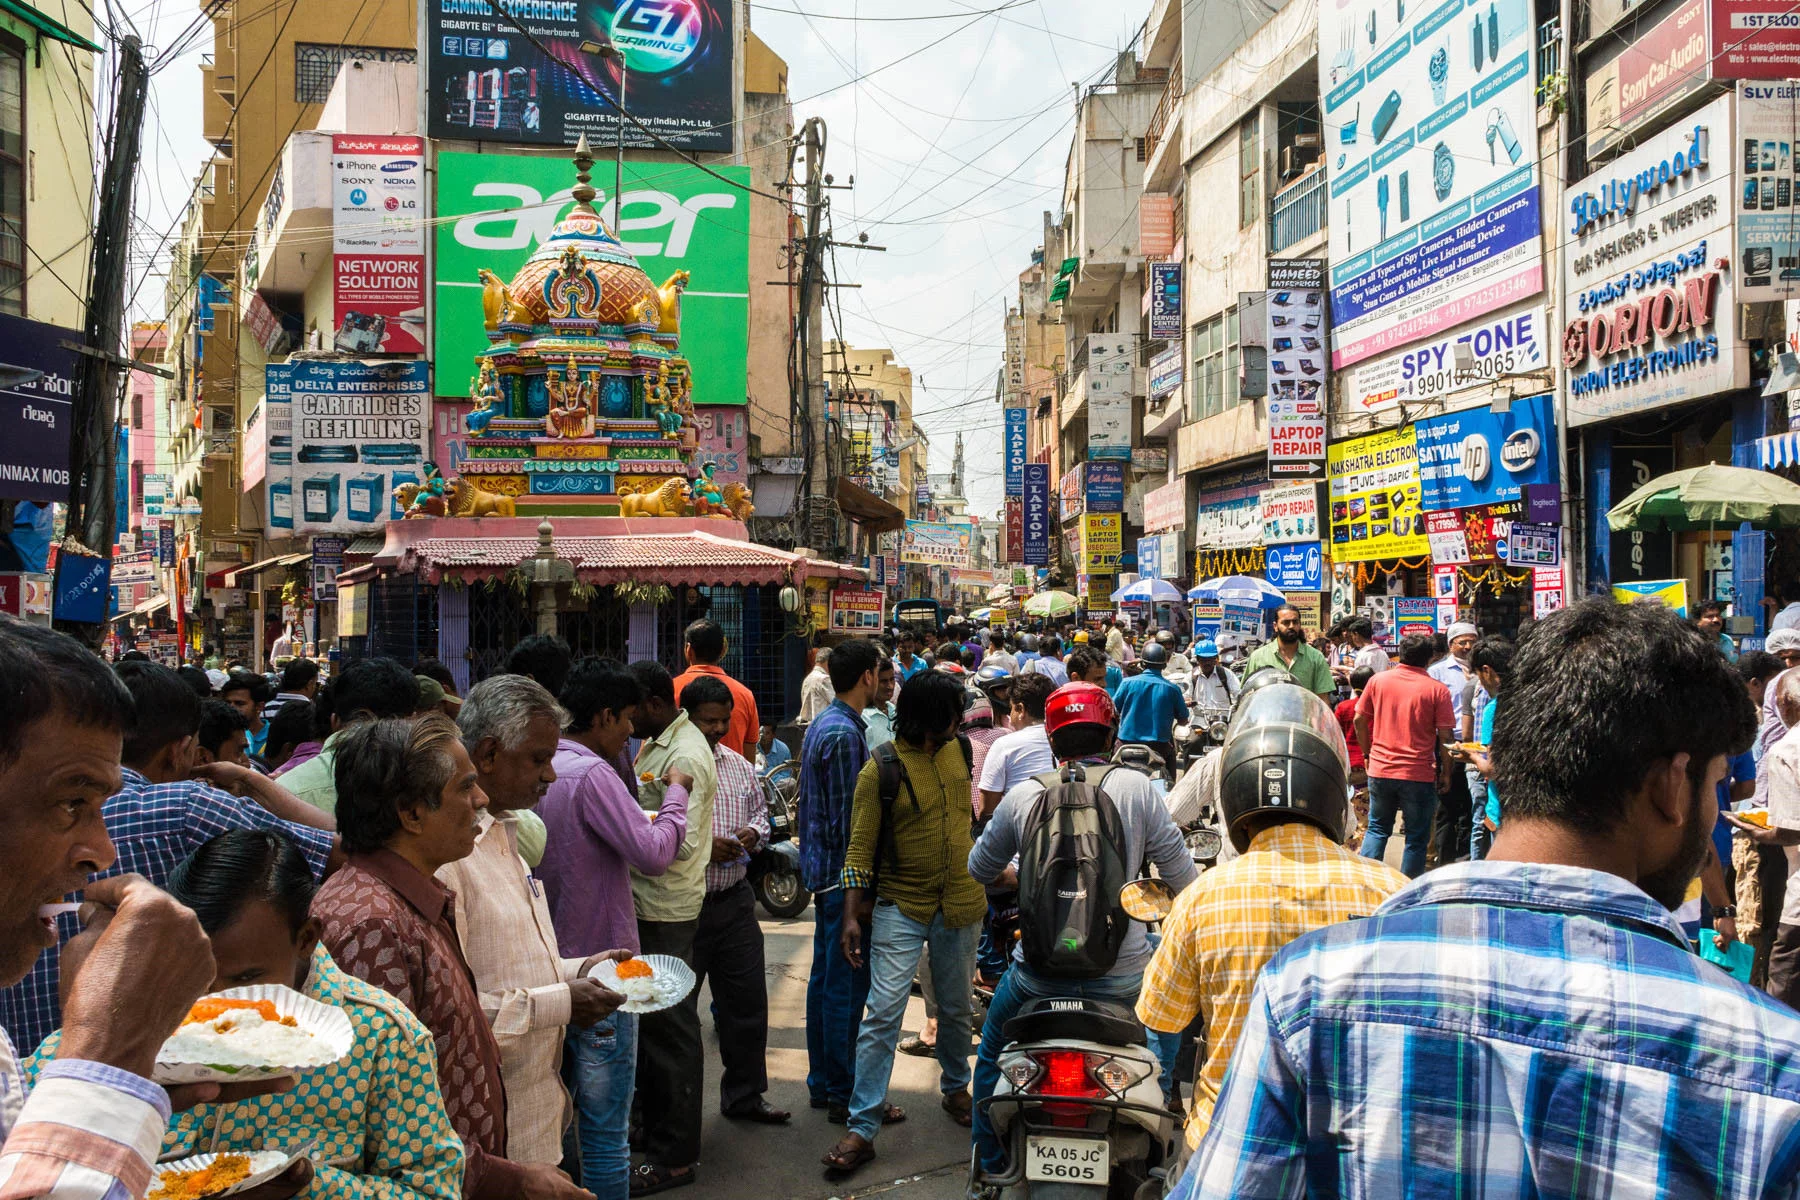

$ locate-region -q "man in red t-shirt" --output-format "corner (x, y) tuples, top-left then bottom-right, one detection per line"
(1353, 633), (1453, 877)
(671, 618), (760, 759)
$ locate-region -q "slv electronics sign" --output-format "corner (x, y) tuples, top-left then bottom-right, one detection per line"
(434, 153), (749, 404)
(1735, 82), (1800, 301)
(427, 0), (733, 152)
(1561, 96), (1747, 426)
(0, 313), (77, 504)
(333, 136), (425, 356)
(264, 360), (430, 535)
(1346, 304), (1547, 412)
(1319, 0), (1544, 369)
(1414, 392), (1557, 509)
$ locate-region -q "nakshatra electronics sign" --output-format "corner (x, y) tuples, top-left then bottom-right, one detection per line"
(1318, 0), (1544, 369)
(427, 0), (734, 152)
(333, 136), (425, 356)
(433, 153), (749, 404)
(1560, 94), (1747, 426)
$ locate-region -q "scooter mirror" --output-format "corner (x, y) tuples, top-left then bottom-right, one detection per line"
(1119, 877), (1176, 922)
(1186, 826), (1224, 863)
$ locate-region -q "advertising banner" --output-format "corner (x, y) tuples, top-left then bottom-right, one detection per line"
(1345, 303), (1548, 413)
(1084, 461), (1125, 513)
(1144, 477), (1186, 532)
(1507, 520), (1561, 565)
(829, 587), (886, 632)
(1059, 465), (1086, 521)
(1193, 494), (1263, 549)
(1266, 541), (1325, 590)
(241, 404), (267, 492)
(433, 153), (749, 403)
(332, 136), (425, 355)
(1149, 263), (1183, 340)
(1138, 535), (1163, 580)
(263, 365), (294, 531)
(1534, 565), (1566, 616)
(1085, 334), (1136, 460)
(1319, 0), (1544, 368)
(1736, 82), (1800, 301)
(53, 552), (109, 625)
(1004, 497), (1023, 564)
(1426, 509), (1471, 563)
(1414, 392), (1557, 510)
(901, 520), (973, 567)
(1265, 260), (1329, 477)
(1612, 577), (1689, 615)
(112, 551), (156, 586)
(0, 312), (77, 504)
(312, 536), (348, 601)
(1586, 0), (1712, 158)
(1004, 407), (1028, 496)
(270, 360), (430, 535)
(1023, 464), (1050, 566)
(1713, 0), (1800, 76)
(1327, 425), (1430, 561)
(425, 0), (734, 152)
(1083, 513), (1123, 570)
(1149, 345), (1183, 401)
(157, 525), (175, 567)
(1393, 596), (1439, 636)
(1261, 481), (1322, 544)
(1563, 96), (1746, 425)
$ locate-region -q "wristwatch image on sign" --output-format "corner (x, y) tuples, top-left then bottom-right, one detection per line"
(1433, 141), (1455, 201)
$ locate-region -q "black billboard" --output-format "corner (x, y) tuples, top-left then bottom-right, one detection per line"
(428, 0), (734, 153)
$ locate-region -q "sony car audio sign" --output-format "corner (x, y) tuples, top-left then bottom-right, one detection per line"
(1560, 93), (1747, 425)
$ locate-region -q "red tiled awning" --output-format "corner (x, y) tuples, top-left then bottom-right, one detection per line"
(395, 530), (865, 588)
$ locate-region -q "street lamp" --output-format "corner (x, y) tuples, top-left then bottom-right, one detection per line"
(578, 36), (627, 228)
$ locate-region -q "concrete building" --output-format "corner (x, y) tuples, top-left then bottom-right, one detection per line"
(126, 322), (167, 535)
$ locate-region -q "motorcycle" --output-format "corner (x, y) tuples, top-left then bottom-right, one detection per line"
(1172, 706), (1232, 777)
(749, 764), (810, 919)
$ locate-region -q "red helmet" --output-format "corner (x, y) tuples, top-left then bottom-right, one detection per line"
(1044, 682), (1116, 739)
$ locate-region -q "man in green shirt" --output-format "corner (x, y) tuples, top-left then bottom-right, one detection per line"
(627, 660), (718, 1191)
(1241, 604), (1336, 698)
(278, 657), (420, 815)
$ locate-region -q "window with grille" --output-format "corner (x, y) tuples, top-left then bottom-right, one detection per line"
(1238, 115), (1259, 229)
(1188, 307), (1240, 422)
(0, 37), (24, 316)
(293, 44), (416, 105)
(132, 394), (143, 429)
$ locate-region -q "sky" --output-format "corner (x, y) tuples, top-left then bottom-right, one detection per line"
(116, 0), (1155, 521)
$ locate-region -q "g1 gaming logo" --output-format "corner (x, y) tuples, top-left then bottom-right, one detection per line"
(610, 0), (705, 74)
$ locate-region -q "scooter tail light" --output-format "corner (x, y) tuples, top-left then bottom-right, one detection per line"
(1035, 1049), (1103, 1099)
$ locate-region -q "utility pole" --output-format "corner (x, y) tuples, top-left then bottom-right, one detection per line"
(797, 117), (828, 511)
(57, 35), (148, 645)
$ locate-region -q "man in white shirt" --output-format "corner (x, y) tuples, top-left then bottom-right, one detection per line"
(1190, 640), (1240, 711)
(1344, 616), (1390, 675)
(1730, 670), (1800, 1004)
(862, 659), (898, 750)
(983, 630), (1017, 675)
(975, 674), (1058, 817)
(799, 647), (834, 723)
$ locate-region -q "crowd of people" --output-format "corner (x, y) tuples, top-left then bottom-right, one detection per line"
(12, 589), (1800, 1200)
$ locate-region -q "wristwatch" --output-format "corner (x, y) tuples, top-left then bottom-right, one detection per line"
(1717, 906), (1739, 919)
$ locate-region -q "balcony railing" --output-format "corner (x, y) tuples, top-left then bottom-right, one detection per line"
(1269, 169), (1327, 253)
(1537, 17), (1562, 87)
(1142, 71), (1182, 163)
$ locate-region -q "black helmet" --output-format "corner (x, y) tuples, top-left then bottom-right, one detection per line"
(1217, 681), (1349, 852)
(1021, 633), (1040, 652)
(1141, 642), (1169, 667)
(1237, 667), (1293, 705)
(1154, 629), (1175, 647)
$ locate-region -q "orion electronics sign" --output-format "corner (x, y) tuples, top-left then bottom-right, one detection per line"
(1561, 96), (1747, 426)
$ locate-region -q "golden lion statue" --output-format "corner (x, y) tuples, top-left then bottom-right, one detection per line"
(618, 477), (690, 518)
(655, 270), (690, 337)
(395, 477), (518, 519)
(693, 481), (755, 522)
(478, 268), (515, 329)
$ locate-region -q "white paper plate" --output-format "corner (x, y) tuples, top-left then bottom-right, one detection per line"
(154, 985), (354, 1084)
(151, 1148), (301, 1199)
(587, 954), (696, 1014)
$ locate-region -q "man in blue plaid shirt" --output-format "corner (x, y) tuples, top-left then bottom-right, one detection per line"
(1174, 598), (1800, 1200)
(0, 661), (336, 1056)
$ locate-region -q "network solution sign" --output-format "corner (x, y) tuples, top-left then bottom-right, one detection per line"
(332, 135), (425, 355)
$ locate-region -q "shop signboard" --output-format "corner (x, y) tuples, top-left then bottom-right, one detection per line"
(901, 520), (972, 567)
(1585, 0), (1713, 158)
(0, 573), (52, 619)
(1319, 0), (1544, 368)
(271, 359), (430, 535)
(1265, 260), (1328, 477)
(1736, 82), (1800, 301)
(1060, 464), (1086, 520)
(112, 552), (156, 586)
(312, 536), (348, 601)
(1612, 577), (1689, 615)
(1083, 513), (1123, 570)
(1260, 481), (1321, 545)
(1193, 494), (1262, 548)
(1004, 497), (1023, 564)
(425, 0), (734, 152)
(1394, 596), (1438, 637)
(1507, 520), (1561, 566)
(1265, 541), (1324, 591)
(1327, 425), (1430, 562)
(1713, 0), (1800, 76)
(332, 136), (425, 355)
(1084, 461), (1125, 513)
(1144, 477), (1186, 532)
(52, 552), (109, 625)
(1023, 464), (1050, 566)
(1086, 334), (1136, 461)
(1158, 531), (1184, 581)
(1611, 443), (1676, 584)
(142, 473), (167, 518)
(1138, 535), (1162, 580)
(1082, 574), (1117, 615)
(1414, 392), (1557, 510)
(1004, 407), (1028, 496)
(1192, 601), (1223, 644)
(1149, 263), (1183, 340)
(157, 525), (175, 567)
(829, 587), (886, 632)
(1562, 95), (1746, 426)
(1426, 509), (1471, 563)
(1221, 603), (1263, 636)
(0, 312), (77, 504)
(1149, 344), (1184, 401)
(1283, 591), (1324, 634)
(1534, 565), (1566, 616)
(1345, 304), (1548, 413)
(434, 153), (750, 405)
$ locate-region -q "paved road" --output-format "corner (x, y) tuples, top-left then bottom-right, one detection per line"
(684, 908), (977, 1200)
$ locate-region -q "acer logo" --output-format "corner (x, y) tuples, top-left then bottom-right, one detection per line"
(451, 184), (737, 258)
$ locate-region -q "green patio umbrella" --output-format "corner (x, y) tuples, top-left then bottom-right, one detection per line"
(1606, 464), (1800, 533)
(1023, 590), (1079, 617)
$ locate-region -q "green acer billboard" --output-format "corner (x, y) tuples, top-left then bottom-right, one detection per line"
(432, 152), (750, 405)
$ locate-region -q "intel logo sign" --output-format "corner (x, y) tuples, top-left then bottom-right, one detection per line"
(1502, 428), (1541, 473)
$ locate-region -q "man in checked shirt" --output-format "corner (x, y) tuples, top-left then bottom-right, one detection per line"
(680, 677), (788, 1126)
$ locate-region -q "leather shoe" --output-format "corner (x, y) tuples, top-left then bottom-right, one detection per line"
(723, 1098), (792, 1124)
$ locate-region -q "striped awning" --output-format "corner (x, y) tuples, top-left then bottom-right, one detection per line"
(1758, 433), (1800, 470)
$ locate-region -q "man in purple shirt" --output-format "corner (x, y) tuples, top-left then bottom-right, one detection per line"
(539, 658), (692, 1200)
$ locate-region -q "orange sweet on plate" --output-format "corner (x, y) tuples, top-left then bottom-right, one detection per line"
(615, 958), (655, 980)
(183, 998), (282, 1026)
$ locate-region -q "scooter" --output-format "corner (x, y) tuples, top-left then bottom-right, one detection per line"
(749, 764), (810, 919)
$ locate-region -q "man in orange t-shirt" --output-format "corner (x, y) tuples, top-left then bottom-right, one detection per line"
(672, 617), (760, 758)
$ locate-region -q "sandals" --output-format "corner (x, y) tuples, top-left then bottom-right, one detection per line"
(942, 1090), (973, 1127)
(821, 1134), (876, 1174)
(898, 1034), (937, 1057)
(628, 1163), (695, 1197)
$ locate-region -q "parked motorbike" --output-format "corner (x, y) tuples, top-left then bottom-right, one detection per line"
(749, 765), (810, 919)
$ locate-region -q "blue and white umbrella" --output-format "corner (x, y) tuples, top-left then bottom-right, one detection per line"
(1110, 577), (1185, 603)
(1187, 574), (1287, 608)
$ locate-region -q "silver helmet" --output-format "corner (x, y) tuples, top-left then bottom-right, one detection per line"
(1217, 681), (1350, 852)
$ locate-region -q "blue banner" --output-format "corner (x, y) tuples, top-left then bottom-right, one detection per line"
(1004, 408), (1028, 497)
(1023, 463), (1050, 566)
(1265, 542), (1324, 591)
(1085, 461), (1124, 513)
(1414, 392), (1557, 511)
(1137, 535), (1162, 580)
(53, 551), (110, 624)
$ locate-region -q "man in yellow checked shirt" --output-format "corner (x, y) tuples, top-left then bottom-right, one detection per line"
(36, 830), (465, 1200)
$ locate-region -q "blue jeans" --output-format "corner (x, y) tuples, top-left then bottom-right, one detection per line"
(1360, 776), (1439, 878)
(1466, 766), (1491, 861)
(972, 964), (1143, 1173)
(806, 889), (870, 1106)
(564, 1013), (637, 1200)
(1142, 932), (1182, 1102)
(847, 901), (979, 1142)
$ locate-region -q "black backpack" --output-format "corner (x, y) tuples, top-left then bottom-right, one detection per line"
(1016, 763), (1130, 979)
(871, 736), (974, 890)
